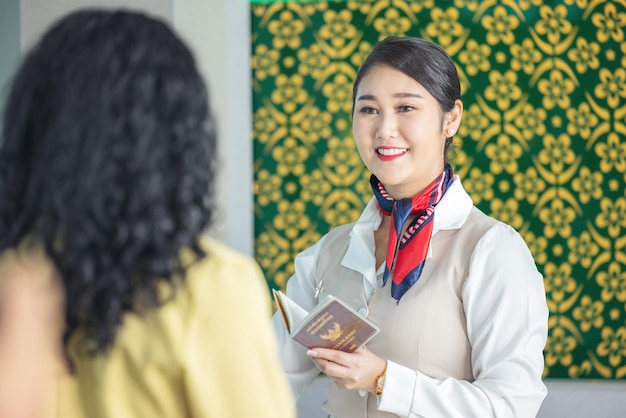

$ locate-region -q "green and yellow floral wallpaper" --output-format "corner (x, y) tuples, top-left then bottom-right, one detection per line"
(250, 0), (626, 379)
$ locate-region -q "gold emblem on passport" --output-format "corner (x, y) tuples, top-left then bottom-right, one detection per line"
(319, 322), (343, 341)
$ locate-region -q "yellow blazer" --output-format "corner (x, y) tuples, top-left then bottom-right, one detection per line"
(1, 237), (295, 418)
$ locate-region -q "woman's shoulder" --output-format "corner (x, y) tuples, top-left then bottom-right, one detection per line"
(459, 206), (500, 237)
(183, 236), (266, 294)
(468, 207), (524, 240)
(197, 236), (260, 267)
(0, 245), (61, 291)
(465, 207), (535, 262)
(325, 222), (356, 241)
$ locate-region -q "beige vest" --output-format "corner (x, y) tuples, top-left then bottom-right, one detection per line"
(318, 207), (498, 418)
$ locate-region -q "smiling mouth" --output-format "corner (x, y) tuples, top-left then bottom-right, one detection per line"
(377, 148), (408, 156)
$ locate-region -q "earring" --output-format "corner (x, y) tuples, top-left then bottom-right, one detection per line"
(448, 128), (455, 136)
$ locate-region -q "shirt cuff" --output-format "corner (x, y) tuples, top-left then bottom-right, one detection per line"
(377, 360), (416, 416)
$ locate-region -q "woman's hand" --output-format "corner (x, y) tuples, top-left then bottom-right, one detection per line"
(307, 347), (386, 393)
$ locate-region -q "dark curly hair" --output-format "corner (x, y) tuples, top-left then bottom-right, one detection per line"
(0, 10), (216, 354)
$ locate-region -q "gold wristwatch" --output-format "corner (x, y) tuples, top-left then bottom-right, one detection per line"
(375, 369), (386, 396)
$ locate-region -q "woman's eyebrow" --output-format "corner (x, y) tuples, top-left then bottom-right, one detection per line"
(356, 93), (376, 101)
(394, 92), (425, 99)
(356, 92), (425, 101)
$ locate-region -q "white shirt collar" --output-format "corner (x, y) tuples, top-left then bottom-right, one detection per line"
(433, 176), (473, 230)
(340, 177), (474, 282)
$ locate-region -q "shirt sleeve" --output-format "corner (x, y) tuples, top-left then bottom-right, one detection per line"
(183, 247), (296, 418)
(378, 223), (549, 418)
(272, 239), (326, 400)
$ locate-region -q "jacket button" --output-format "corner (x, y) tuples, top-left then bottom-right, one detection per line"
(358, 307), (367, 317)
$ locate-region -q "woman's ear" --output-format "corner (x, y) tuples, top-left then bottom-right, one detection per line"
(444, 100), (463, 136)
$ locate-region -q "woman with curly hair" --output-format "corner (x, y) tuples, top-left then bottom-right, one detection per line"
(0, 9), (294, 418)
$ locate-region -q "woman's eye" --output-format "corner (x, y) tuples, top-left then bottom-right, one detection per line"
(359, 107), (378, 114)
(398, 105), (415, 112)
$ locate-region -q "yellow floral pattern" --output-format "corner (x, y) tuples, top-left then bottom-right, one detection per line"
(251, 0), (626, 379)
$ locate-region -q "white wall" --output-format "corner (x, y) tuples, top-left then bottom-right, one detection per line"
(174, 0), (254, 256)
(0, 0), (21, 126)
(20, 0), (172, 51)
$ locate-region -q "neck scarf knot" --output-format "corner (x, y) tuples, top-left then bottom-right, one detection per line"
(370, 165), (454, 302)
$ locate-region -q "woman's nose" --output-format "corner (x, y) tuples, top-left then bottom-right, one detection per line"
(376, 112), (397, 140)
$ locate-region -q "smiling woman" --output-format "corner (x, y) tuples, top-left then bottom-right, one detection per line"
(352, 63), (462, 198)
(273, 36), (549, 418)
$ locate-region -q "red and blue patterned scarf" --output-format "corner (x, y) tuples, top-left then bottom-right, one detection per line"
(370, 165), (454, 302)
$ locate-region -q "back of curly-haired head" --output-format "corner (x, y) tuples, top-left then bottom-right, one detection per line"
(0, 9), (216, 354)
